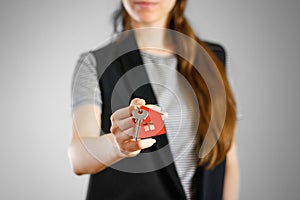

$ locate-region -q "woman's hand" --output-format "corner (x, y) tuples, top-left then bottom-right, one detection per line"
(110, 98), (156, 157)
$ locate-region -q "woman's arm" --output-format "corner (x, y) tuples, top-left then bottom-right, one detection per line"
(222, 138), (240, 200)
(68, 105), (126, 175)
(68, 99), (156, 176)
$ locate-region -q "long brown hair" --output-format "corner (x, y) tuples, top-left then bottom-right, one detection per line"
(113, 0), (236, 169)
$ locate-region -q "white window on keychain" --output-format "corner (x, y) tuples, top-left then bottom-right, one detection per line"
(144, 122), (155, 132)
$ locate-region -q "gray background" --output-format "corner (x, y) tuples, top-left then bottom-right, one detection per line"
(0, 0), (299, 199)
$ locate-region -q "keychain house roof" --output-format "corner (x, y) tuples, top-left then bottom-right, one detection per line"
(135, 105), (167, 139)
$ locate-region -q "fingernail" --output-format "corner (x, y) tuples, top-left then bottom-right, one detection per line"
(139, 99), (146, 104)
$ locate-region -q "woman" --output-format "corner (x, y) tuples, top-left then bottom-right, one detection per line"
(69, 0), (239, 199)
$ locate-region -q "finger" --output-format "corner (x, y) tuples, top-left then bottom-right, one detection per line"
(113, 127), (135, 142)
(130, 98), (146, 107)
(122, 138), (156, 152)
(111, 117), (133, 133)
(111, 98), (146, 121)
(111, 105), (135, 121)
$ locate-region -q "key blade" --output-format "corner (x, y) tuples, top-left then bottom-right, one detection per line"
(133, 119), (142, 141)
(132, 109), (149, 140)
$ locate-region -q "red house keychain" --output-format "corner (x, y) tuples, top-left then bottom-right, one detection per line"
(132, 105), (167, 139)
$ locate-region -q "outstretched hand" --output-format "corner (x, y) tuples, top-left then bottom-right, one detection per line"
(110, 98), (156, 157)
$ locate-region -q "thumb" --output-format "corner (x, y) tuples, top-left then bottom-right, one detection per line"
(130, 98), (146, 107)
(122, 138), (156, 155)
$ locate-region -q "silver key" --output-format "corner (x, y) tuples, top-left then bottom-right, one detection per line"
(132, 109), (148, 141)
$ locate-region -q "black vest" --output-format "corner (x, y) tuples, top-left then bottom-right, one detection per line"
(86, 33), (227, 200)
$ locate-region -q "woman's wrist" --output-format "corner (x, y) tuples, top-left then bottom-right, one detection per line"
(94, 133), (128, 166)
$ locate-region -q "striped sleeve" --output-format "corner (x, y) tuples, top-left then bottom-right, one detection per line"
(71, 52), (102, 113)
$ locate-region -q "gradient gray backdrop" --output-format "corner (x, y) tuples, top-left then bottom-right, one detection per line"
(0, 0), (299, 199)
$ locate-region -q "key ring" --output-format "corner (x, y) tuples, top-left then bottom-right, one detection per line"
(136, 105), (141, 113)
(132, 103), (142, 113)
